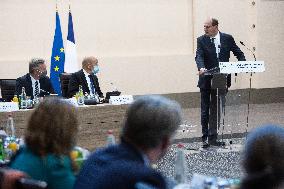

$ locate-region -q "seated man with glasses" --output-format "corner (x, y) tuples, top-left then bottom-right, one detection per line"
(15, 58), (54, 99)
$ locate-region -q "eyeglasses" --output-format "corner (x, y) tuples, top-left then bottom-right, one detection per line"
(204, 25), (213, 29)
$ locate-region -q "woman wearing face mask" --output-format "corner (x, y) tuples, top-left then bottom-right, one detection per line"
(67, 56), (104, 98)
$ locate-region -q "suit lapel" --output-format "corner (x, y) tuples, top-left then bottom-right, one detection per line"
(204, 35), (214, 47)
(26, 74), (33, 98)
(79, 69), (90, 93)
(219, 32), (225, 57)
(204, 35), (217, 60)
(204, 35), (216, 54)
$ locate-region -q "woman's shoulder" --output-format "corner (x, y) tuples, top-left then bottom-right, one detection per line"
(10, 147), (41, 166)
(44, 154), (72, 168)
(9, 147), (48, 181)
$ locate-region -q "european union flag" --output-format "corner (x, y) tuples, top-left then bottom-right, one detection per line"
(50, 11), (65, 95)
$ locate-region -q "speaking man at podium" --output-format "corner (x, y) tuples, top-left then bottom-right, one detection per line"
(195, 18), (246, 148)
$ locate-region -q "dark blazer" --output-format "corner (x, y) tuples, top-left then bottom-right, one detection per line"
(74, 140), (167, 189)
(15, 73), (54, 99)
(195, 32), (246, 89)
(67, 69), (103, 98)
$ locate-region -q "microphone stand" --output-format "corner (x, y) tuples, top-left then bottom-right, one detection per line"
(240, 41), (256, 139)
(211, 45), (226, 147)
(216, 45), (225, 146)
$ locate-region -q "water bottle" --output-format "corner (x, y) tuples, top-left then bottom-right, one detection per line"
(174, 143), (187, 184)
(0, 126), (7, 141)
(203, 178), (215, 189)
(0, 138), (5, 161)
(217, 180), (230, 189)
(77, 85), (84, 105)
(106, 130), (115, 146)
(20, 87), (27, 109)
(6, 113), (15, 138)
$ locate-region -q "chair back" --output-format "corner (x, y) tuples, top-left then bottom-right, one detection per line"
(0, 79), (16, 102)
(60, 73), (72, 98)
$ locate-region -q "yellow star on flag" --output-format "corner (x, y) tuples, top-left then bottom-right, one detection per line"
(54, 66), (59, 72)
(60, 48), (64, 53)
(54, 55), (60, 61)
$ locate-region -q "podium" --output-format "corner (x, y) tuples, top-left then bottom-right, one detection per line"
(219, 61), (265, 140)
(204, 67), (228, 144)
(219, 61), (265, 74)
(203, 61), (265, 145)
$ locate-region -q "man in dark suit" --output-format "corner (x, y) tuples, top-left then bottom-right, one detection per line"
(67, 56), (103, 98)
(74, 95), (182, 189)
(15, 58), (54, 99)
(195, 18), (246, 147)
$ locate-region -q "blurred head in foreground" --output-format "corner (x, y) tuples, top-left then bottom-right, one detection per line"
(241, 124), (284, 189)
(121, 95), (182, 163)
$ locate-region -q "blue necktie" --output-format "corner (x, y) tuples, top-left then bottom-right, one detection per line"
(88, 75), (95, 94)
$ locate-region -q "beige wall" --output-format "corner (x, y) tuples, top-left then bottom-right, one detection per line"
(0, 0), (283, 95)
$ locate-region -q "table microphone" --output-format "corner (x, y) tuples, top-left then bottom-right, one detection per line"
(40, 89), (50, 95)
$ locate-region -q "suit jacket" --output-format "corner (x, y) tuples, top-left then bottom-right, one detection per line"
(195, 32), (246, 89)
(15, 73), (54, 99)
(74, 140), (167, 189)
(67, 69), (103, 98)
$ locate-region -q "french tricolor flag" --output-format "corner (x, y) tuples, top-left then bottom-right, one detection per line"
(64, 9), (79, 73)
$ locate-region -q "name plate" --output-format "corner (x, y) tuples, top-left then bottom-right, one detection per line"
(109, 95), (134, 105)
(0, 102), (19, 112)
(219, 61), (265, 74)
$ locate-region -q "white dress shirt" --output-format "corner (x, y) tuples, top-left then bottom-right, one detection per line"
(211, 31), (221, 58)
(30, 75), (40, 97)
(83, 69), (95, 95)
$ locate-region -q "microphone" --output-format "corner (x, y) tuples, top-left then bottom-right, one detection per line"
(240, 41), (256, 61)
(217, 45), (221, 55)
(110, 82), (118, 92)
(40, 89), (50, 95)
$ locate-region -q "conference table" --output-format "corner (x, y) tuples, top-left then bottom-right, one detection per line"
(0, 103), (128, 151)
